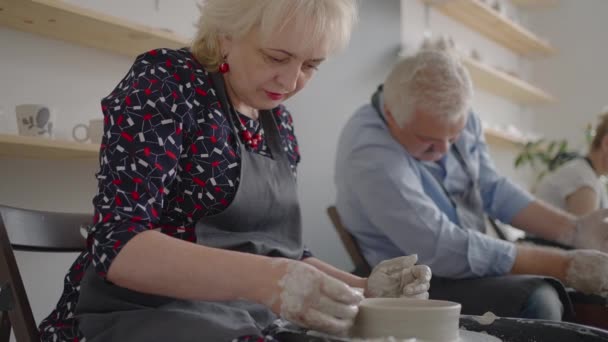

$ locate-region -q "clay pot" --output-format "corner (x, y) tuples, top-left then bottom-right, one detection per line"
(350, 298), (462, 341)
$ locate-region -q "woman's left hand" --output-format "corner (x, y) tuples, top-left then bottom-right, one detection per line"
(365, 254), (432, 299)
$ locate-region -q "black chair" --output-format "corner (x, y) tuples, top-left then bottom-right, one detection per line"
(0, 205), (89, 342)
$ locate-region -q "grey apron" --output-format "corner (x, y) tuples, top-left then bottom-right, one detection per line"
(426, 145), (571, 318)
(75, 72), (304, 341)
(371, 86), (572, 319)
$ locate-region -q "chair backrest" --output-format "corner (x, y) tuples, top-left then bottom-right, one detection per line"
(326, 206), (371, 276)
(0, 205), (89, 342)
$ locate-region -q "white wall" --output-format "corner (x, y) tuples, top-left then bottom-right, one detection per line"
(528, 0), (608, 150)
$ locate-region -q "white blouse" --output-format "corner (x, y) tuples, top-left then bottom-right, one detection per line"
(535, 158), (608, 212)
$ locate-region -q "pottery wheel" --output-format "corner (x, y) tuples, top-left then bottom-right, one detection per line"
(306, 329), (502, 341)
(459, 329), (502, 342)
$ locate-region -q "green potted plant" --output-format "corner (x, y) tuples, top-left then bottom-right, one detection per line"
(514, 124), (594, 186)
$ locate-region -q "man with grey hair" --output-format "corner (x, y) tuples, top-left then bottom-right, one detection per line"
(335, 49), (608, 320)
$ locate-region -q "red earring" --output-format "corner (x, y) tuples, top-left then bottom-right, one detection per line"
(219, 56), (230, 74)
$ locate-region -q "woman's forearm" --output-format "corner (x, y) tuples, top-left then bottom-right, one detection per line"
(107, 230), (276, 305)
(510, 244), (569, 282)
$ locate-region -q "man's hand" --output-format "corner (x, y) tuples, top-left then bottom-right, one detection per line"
(562, 209), (608, 252)
(564, 250), (608, 297)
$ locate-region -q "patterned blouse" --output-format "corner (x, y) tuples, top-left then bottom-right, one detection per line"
(39, 48), (310, 341)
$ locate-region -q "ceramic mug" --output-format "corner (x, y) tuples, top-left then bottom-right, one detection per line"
(15, 104), (55, 138)
(72, 119), (104, 144)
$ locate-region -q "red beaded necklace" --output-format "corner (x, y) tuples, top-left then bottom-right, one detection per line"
(236, 114), (263, 148)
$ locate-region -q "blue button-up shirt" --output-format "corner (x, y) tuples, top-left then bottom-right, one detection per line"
(334, 96), (534, 278)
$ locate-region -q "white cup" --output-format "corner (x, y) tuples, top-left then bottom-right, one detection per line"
(15, 104), (55, 138)
(72, 119), (104, 144)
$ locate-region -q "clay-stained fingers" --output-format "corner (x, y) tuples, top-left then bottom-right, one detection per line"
(320, 275), (365, 305)
(401, 265), (432, 296)
(301, 307), (356, 337)
(412, 265), (432, 282)
(374, 254), (418, 274)
(315, 295), (359, 320)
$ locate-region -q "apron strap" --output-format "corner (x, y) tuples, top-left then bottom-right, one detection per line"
(259, 110), (291, 167)
(209, 72), (242, 150)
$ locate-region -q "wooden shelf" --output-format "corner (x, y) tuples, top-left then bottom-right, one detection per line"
(511, 0), (558, 8)
(422, 0), (555, 56)
(461, 56), (555, 105)
(0, 0), (190, 57)
(0, 134), (99, 159)
(484, 127), (528, 147)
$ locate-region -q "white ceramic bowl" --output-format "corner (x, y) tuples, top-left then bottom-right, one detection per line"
(350, 298), (462, 342)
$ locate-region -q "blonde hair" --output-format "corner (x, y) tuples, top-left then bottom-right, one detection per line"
(191, 0), (358, 71)
(384, 49), (473, 126)
(591, 108), (608, 150)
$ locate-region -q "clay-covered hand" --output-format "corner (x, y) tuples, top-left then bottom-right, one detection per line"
(561, 209), (608, 252)
(365, 254), (432, 299)
(564, 250), (608, 297)
(265, 259), (364, 336)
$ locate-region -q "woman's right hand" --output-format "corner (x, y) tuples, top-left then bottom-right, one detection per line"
(261, 259), (364, 336)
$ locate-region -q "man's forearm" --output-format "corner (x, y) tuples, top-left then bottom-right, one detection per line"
(510, 244), (570, 282)
(510, 200), (576, 243)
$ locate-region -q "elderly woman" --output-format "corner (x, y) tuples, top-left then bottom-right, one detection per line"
(38, 1), (431, 341)
(536, 110), (608, 216)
